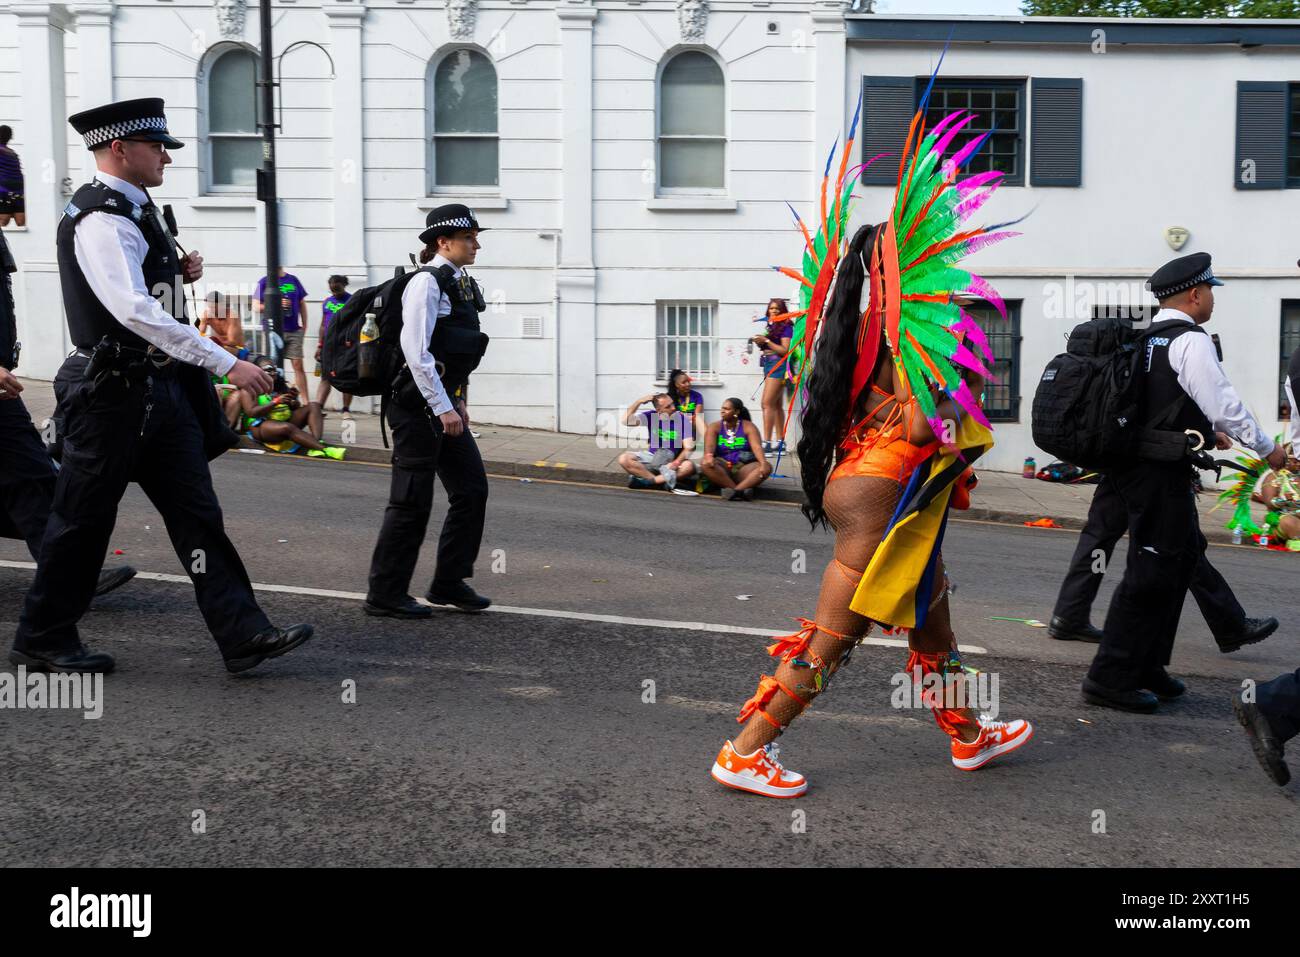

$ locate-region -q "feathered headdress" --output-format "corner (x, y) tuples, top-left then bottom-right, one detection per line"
(774, 48), (1023, 445)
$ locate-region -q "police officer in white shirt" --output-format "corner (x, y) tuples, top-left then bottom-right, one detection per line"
(1082, 252), (1287, 714)
(11, 98), (313, 676)
(365, 204), (492, 617)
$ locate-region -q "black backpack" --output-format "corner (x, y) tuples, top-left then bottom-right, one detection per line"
(1031, 317), (1199, 472)
(321, 266), (444, 396)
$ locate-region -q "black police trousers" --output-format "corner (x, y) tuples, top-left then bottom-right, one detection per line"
(1257, 667), (1300, 743)
(14, 356), (270, 655)
(1053, 472), (1245, 645)
(1087, 462), (1203, 690)
(0, 393), (56, 557)
(367, 398), (487, 604)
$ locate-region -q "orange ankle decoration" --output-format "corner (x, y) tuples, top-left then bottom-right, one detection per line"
(767, 617), (852, 662)
(737, 674), (810, 728)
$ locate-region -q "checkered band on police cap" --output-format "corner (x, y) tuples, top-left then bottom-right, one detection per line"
(425, 215), (474, 231)
(81, 116), (168, 150)
(1149, 265), (1215, 298)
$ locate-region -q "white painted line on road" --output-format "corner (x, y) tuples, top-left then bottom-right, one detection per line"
(0, 560), (987, 653)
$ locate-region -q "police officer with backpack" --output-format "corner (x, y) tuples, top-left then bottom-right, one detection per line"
(1078, 253), (1284, 713)
(10, 98), (313, 675)
(365, 204), (491, 618)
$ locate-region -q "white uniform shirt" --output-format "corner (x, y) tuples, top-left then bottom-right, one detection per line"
(72, 170), (236, 376)
(1157, 307), (1274, 457)
(398, 253), (460, 417)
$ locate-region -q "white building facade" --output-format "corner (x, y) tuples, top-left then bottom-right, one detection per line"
(2, 3), (1298, 471)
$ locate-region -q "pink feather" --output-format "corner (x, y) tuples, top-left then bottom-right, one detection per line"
(963, 275), (1007, 320)
(952, 380), (991, 428)
(955, 311), (995, 366)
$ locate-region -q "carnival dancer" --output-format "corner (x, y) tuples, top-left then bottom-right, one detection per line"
(710, 77), (1034, 797)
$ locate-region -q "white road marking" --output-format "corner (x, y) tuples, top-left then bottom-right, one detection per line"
(0, 560), (987, 653)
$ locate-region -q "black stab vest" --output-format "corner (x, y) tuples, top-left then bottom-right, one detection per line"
(430, 262), (487, 393)
(1140, 321), (1214, 441)
(0, 229), (16, 370)
(56, 179), (186, 351)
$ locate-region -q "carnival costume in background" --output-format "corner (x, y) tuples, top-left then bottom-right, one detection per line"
(712, 57), (1034, 798)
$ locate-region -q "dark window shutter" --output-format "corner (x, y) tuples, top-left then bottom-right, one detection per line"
(1030, 78), (1082, 187)
(1236, 81), (1287, 190)
(861, 76), (913, 186)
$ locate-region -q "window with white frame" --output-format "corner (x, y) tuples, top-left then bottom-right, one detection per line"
(207, 48), (261, 190)
(658, 52), (725, 191)
(429, 49), (499, 189)
(658, 301), (716, 380)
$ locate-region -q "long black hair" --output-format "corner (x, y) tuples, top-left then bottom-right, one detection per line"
(721, 397), (752, 422)
(798, 222), (884, 529)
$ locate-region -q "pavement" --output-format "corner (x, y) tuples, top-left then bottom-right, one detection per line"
(11, 376), (1265, 544)
(2, 456), (1298, 867)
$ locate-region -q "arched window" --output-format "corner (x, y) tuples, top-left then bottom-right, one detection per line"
(207, 47), (260, 189)
(429, 49), (499, 188)
(658, 52), (725, 190)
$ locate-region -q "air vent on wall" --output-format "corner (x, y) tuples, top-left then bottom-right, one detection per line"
(522, 316), (544, 339)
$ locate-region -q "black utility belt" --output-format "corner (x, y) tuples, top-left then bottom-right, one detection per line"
(74, 337), (177, 384)
(1136, 427), (1205, 463)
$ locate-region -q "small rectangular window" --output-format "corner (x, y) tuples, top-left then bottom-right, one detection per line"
(657, 301), (716, 380)
(1279, 300), (1300, 418)
(967, 299), (1022, 422)
(920, 79), (1026, 186)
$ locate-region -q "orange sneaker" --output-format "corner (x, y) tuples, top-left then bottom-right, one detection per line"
(950, 717), (1034, 771)
(711, 740), (808, 798)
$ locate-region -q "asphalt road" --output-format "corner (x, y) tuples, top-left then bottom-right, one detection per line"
(2, 452), (1297, 866)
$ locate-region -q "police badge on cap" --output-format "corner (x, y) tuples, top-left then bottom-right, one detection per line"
(419, 203), (489, 245)
(68, 97), (185, 151)
(1146, 252), (1224, 300)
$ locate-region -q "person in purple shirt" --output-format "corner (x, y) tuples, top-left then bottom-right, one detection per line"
(0, 126), (25, 228)
(253, 267), (309, 399)
(617, 392), (697, 491)
(750, 298), (793, 453)
(312, 273), (353, 419)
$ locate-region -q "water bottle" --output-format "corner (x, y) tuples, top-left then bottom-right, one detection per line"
(1023, 456), (1036, 479)
(1231, 527), (1242, 545)
(357, 312), (380, 380)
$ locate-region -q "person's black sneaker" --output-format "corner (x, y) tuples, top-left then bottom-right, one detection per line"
(740, 488), (756, 501)
(627, 476), (654, 490)
(1082, 677), (1158, 714)
(1048, 616), (1103, 643)
(223, 624), (314, 674)
(426, 580), (491, 611)
(9, 645), (115, 674)
(1141, 668), (1187, 700)
(1218, 616), (1279, 654)
(1233, 694), (1290, 786)
(93, 565), (136, 597)
(363, 596), (433, 619)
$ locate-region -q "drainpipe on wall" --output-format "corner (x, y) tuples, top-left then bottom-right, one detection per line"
(539, 229), (562, 432)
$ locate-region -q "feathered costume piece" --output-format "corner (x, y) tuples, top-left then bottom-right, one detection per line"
(772, 48), (1022, 448)
(1216, 452), (1266, 537)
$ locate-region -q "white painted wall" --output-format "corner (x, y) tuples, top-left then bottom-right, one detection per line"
(4, 3), (1298, 476)
(846, 34), (1300, 470)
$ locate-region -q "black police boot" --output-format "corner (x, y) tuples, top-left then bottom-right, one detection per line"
(1217, 616), (1279, 654)
(363, 596), (433, 620)
(223, 624), (314, 674)
(426, 580), (491, 612)
(1048, 616), (1103, 643)
(93, 565), (137, 598)
(1233, 694), (1290, 786)
(1082, 677), (1159, 714)
(1141, 667), (1187, 700)
(9, 645), (116, 674)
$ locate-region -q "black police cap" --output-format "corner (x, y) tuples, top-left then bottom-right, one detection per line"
(1147, 252), (1223, 300)
(419, 203), (489, 245)
(68, 97), (184, 151)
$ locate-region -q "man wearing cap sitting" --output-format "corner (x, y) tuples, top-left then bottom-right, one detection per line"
(1081, 252), (1286, 714)
(365, 204), (492, 618)
(10, 97), (313, 676)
